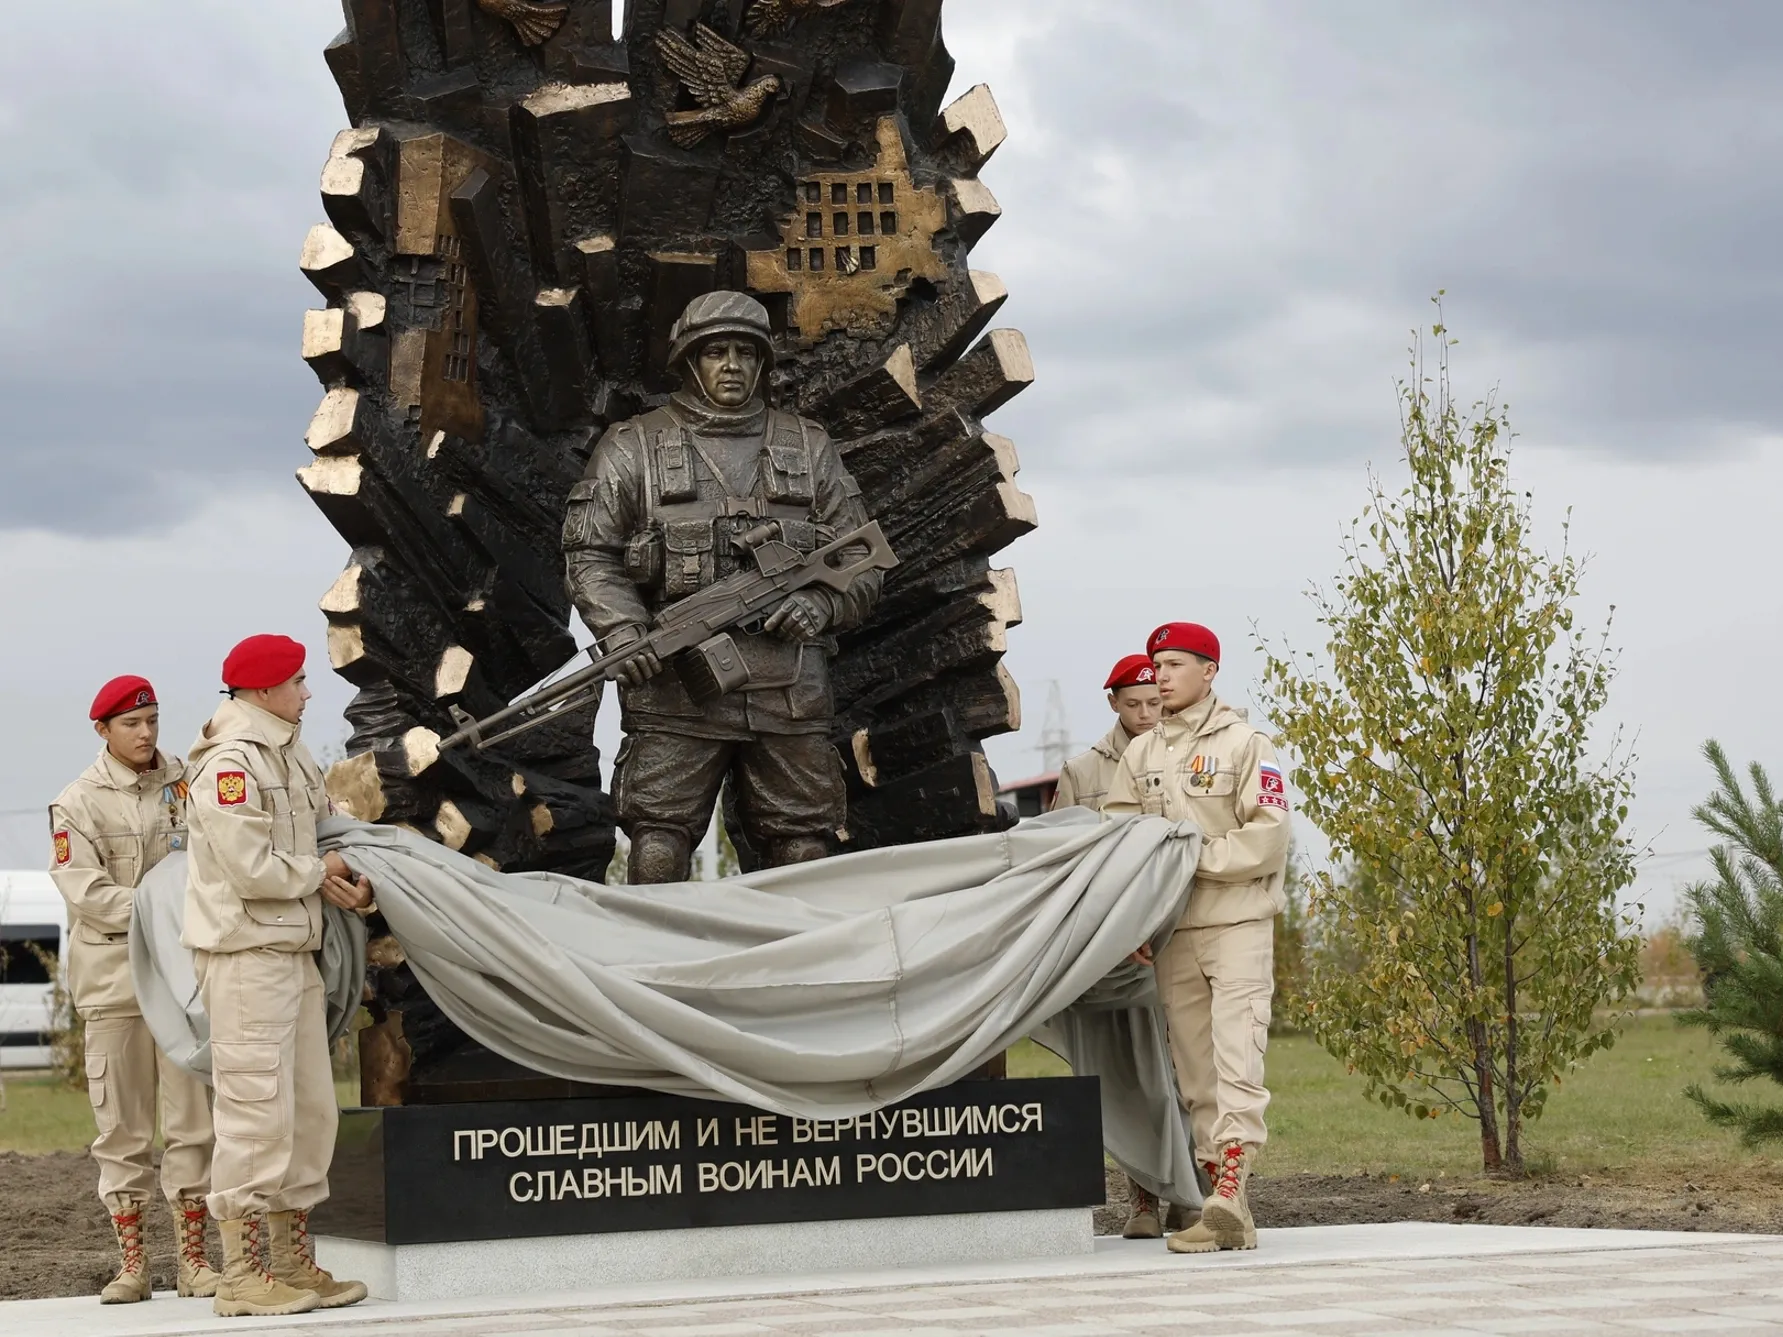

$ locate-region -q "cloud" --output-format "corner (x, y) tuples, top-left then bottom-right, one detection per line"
(2, 1), (1777, 916)
(0, 1), (348, 532)
(951, 0), (1783, 477)
(0, 486), (354, 825)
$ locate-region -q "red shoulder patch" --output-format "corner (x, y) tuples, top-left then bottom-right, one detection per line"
(53, 831), (71, 865)
(216, 771), (248, 806)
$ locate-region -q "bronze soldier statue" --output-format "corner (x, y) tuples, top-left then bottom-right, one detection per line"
(563, 291), (883, 883)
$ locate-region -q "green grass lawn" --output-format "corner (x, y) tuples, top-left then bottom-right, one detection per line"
(0, 1071), (99, 1155)
(6, 1017), (1776, 1186)
(1012, 1013), (1781, 1182)
(0, 1075), (360, 1155)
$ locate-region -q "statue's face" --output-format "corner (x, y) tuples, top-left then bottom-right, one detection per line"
(688, 337), (763, 408)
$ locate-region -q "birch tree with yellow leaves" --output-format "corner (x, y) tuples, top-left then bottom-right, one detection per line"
(1258, 303), (1642, 1177)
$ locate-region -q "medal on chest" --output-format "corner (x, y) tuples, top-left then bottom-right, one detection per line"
(162, 781), (189, 848)
(1186, 755), (1220, 790)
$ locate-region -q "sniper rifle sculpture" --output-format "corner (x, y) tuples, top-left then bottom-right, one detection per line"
(440, 521), (898, 754)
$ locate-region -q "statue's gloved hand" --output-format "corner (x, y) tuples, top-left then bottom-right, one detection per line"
(605, 624), (664, 687)
(764, 591), (831, 643)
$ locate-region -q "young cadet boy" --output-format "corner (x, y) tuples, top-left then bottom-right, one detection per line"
(1103, 622), (1290, 1254)
(1049, 653), (1177, 1237)
(183, 635), (372, 1317)
(1049, 654), (1162, 815)
(49, 676), (220, 1303)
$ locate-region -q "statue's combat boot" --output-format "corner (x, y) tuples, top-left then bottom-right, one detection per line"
(265, 1208), (368, 1308)
(100, 1197), (152, 1304)
(1122, 1177), (1163, 1239)
(212, 1217), (318, 1317)
(1169, 1142), (1257, 1253)
(172, 1197), (221, 1297)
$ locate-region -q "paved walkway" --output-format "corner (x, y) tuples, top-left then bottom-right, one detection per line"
(7, 1224), (1782, 1336)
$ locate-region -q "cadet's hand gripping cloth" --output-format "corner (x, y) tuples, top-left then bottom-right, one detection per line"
(133, 807), (1205, 1205)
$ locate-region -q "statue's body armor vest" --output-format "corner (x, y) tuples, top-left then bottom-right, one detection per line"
(577, 405), (838, 736)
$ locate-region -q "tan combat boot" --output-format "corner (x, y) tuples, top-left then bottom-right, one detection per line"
(213, 1217), (319, 1317)
(100, 1198), (153, 1304)
(1168, 1142), (1257, 1253)
(1122, 1177), (1163, 1239)
(265, 1208), (368, 1308)
(172, 1198), (221, 1298)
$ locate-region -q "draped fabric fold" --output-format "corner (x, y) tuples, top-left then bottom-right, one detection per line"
(134, 807), (1204, 1205)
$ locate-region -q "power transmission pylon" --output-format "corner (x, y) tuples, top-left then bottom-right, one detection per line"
(1040, 680), (1073, 773)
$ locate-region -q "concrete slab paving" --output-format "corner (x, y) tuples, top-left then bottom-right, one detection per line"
(1, 1223), (1774, 1337)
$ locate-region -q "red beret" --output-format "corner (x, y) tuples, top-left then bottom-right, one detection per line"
(90, 675), (157, 721)
(1104, 655), (1158, 691)
(1148, 622), (1221, 664)
(222, 635), (307, 691)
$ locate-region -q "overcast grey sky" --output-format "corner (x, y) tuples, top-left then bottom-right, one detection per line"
(3, 2), (1779, 914)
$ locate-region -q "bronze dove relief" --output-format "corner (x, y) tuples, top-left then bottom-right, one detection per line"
(653, 23), (782, 148)
(476, 0), (569, 47)
(744, 0), (854, 38)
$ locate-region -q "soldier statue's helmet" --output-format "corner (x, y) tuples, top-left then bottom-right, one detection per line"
(667, 290), (776, 372)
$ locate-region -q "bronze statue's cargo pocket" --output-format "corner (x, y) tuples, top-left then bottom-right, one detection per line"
(611, 735), (633, 821)
(562, 479), (601, 549)
(212, 1041), (286, 1140)
(653, 434), (696, 501)
(779, 645), (830, 719)
(766, 441), (813, 504)
(662, 519), (714, 599)
(623, 528), (665, 587)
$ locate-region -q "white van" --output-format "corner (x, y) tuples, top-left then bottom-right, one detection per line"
(0, 870), (65, 1069)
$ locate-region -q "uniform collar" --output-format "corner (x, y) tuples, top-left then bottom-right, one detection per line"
(1092, 723), (1135, 762)
(1159, 692), (1221, 742)
(667, 391), (768, 437)
(92, 747), (178, 793)
(206, 696), (300, 749)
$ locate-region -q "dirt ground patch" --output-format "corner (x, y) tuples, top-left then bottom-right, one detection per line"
(7, 1151), (1779, 1301)
(0, 1151), (221, 1302)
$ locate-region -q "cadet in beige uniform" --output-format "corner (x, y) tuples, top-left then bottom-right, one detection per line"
(1103, 622), (1290, 1254)
(183, 635), (370, 1317)
(1050, 654), (1161, 814)
(49, 675), (220, 1304)
(1049, 653), (1175, 1237)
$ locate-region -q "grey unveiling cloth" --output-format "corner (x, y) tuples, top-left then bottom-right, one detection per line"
(133, 807), (1205, 1204)
(130, 851), (366, 1078)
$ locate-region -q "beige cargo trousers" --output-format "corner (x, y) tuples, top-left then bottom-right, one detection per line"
(1154, 918), (1274, 1155)
(194, 947), (337, 1223)
(83, 1008), (215, 1214)
(50, 749), (215, 1213)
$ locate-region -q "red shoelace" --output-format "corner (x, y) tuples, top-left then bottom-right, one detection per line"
(178, 1205), (209, 1267)
(110, 1211), (147, 1274)
(1213, 1144), (1245, 1200)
